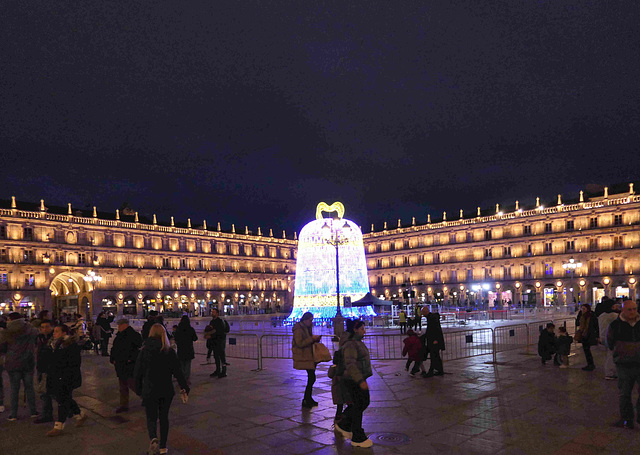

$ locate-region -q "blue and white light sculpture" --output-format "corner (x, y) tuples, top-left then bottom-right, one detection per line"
(287, 202), (375, 322)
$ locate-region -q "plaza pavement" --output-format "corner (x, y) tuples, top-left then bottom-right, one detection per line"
(2, 338), (639, 454)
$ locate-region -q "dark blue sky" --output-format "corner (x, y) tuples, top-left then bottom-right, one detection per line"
(2, 2), (639, 234)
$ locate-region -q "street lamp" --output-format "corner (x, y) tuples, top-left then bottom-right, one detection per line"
(562, 257), (582, 306)
(83, 270), (102, 318)
(321, 218), (352, 337)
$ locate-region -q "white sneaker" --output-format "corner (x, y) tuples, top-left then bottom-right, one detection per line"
(559, 365), (569, 369)
(334, 423), (353, 439)
(0, 405), (5, 413)
(351, 438), (373, 448)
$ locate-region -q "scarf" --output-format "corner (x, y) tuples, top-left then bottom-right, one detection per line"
(579, 312), (591, 338)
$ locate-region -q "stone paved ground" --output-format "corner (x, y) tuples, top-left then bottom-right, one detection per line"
(2, 340), (640, 454)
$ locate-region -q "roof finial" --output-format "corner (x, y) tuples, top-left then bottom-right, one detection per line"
(580, 190), (584, 202)
(412, 217), (416, 226)
(384, 221), (387, 230)
(93, 206), (97, 218)
(11, 196), (16, 209)
(245, 226), (249, 235)
(283, 230), (286, 239)
(515, 200), (519, 210)
(294, 231), (297, 240)
(557, 194), (562, 205)
(604, 186), (609, 198)
(203, 220), (207, 230)
(460, 209), (463, 219)
(443, 211), (447, 221)
(398, 219), (401, 228)
(477, 207), (481, 217)
(40, 199), (45, 211)
(536, 197), (540, 207)
(217, 222), (221, 232)
(232, 224), (235, 233)
(170, 216), (175, 227)
(630, 183), (635, 195)
(187, 218), (191, 228)
(269, 228), (273, 237)
(153, 214), (157, 225)
(135, 212), (139, 223)
(116, 209), (120, 220)
(258, 227), (262, 236)
(371, 223), (374, 232)
(68, 203), (72, 215)
(496, 203), (500, 214)
(427, 214), (431, 223)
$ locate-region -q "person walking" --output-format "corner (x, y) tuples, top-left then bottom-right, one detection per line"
(142, 311), (159, 340)
(398, 310), (407, 334)
(96, 312), (114, 357)
(174, 316), (198, 384)
(45, 324), (87, 436)
(421, 307), (446, 377)
(34, 319), (54, 423)
(575, 303), (599, 371)
(0, 312), (39, 421)
(292, 312), (322, 408)
(605, 299), (640, 429)
(334, 320), (373, 448)
(110, 319), (143, 413)
(328, 319), (354, 423)
(134, 323), (189, 455)
(205, 308), (228, 379)
(599, 301), (621, 379)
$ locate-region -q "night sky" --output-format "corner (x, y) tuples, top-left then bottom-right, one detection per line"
(2, 2), (639, 234)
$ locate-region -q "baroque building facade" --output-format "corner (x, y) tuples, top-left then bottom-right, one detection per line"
(363, 184), (640, 309)
(0, 199), (297, 318)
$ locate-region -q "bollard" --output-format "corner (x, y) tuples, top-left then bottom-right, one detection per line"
(491, 328), (497, 363)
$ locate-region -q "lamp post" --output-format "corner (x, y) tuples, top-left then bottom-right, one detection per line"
(322, 218), (352, 338)
(562, 257), (582, 307)
(83, 269), (103, 319)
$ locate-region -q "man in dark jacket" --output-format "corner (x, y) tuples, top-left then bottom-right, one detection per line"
(205, 308), (228, 378)
(0, 313), (39, 420)
(421, 307), (446, 377)
(538, 323), (557, 365)
(34, 319), (54, 423)
(110, 319), (142, 413)
(141, 311), (159, 340)
(606, 299), (640, 429)
(95, 312), (114, 356)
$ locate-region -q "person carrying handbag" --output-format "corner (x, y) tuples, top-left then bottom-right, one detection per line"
(291, 312), (322, 408)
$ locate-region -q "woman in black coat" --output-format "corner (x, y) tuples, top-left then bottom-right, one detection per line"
(173, 316), (198, 382)
(45, 324), (86, 436)
(575, 303), (599, 371)
(134, 323), (189, 455)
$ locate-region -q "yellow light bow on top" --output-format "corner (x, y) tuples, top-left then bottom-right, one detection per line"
(316, 202), (345, 220)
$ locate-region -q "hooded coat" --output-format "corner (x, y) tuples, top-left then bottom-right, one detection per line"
(110, 325), (143, 379)
(174, 321), (198, 361)
(0, 318), (38, 372)
(46, 334), (82, 396)
(291, 322), (315, 370)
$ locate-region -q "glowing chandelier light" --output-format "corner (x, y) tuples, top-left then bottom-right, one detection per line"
(286, 202), (374, 322)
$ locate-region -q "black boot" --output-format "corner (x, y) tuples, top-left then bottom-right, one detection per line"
(209, 369), (220, 377)
(218, 366), (227, 378)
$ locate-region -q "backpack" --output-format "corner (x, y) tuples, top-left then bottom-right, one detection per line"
(331, 347), (346, 377)
(223, 319), (230, 333)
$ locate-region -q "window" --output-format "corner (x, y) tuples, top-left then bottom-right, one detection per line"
(376, 259), (382, 268)
(614, 214), (623, 226)
(527, 244), (532, 255)
(467, 269), (473, 281)
(126, 275), (134, 287)
(566, 220), (574, 231)
(181, 259), (187, 269)
(484, 248), (492, 258)
(180, 277), (188, 288)
(544, 264), (554, 276)
(449, 233), (456, 244)
(56, 252), (65, 264)
(545, 223), (552, 233)
(590, 217), (598, 228)
(145, 276), (154, 287)
(24, 227), (33, 240)
(403, 256), (409, 265)
(23, 250), (35, 262)
(376, 276), (383, 285)
(78, 253), (86, 264)
(433, 253), (440, 263)
(484, 230), (492, 240)
(614, 259), (624, 273)
(24, 274), (35, 286)
(451, 270), (457, 282)
(0, 249), (6, 262)
(566, 240), (575, 251)
(614, 236), (623, 248)
(106, 275), (115, 286)
(198, 259), (203, 270)
(0, 226), (6, 239)
(503, 246), (511, 257)
(523, 265), (532, 278)
(466, 232), (473, 242)
(390, 275), (396, 285)
(162, 258), (170, 268)
(544, 242), (552, 253)
(434, 271), (441, 283)
(484, 268), (492, 279)
(162, 277), (170, 288)
(0, 273), (7, 284)
(503, 266), (512, 279)
(433, 236), (440, 246)
(524, 225), (532, 235)
(403, 240), (409, 249)
(589, 238), (599, 250)
(389, 243), (395, 251)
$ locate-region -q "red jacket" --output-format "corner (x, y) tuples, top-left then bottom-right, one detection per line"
(402, 335), (422, 362)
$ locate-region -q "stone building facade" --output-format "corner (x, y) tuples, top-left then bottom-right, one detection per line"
(363, 184), (640, 309)
(0, 199), (297, 318)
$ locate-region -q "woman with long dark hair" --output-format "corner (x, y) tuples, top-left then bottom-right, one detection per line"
(173, 315), (198, 384)
(292, 312), (322, 408)
(334, 319), (373, 448)
(45, 324), (87, 436)
(134, 323), (189, 455)
(575, 303), (599, 371)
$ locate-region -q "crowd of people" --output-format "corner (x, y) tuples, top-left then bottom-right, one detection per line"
(0, 309), (229, 455)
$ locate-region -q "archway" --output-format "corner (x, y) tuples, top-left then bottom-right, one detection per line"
(49, 271), (90, 319)
(523, 284), (537, 307)
(591, 282), (605, 304)
(543, 284), (559, 307)
(123, 295), (137, 315)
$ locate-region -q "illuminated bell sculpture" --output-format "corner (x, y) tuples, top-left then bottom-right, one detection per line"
(287, 202), (374, 322)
